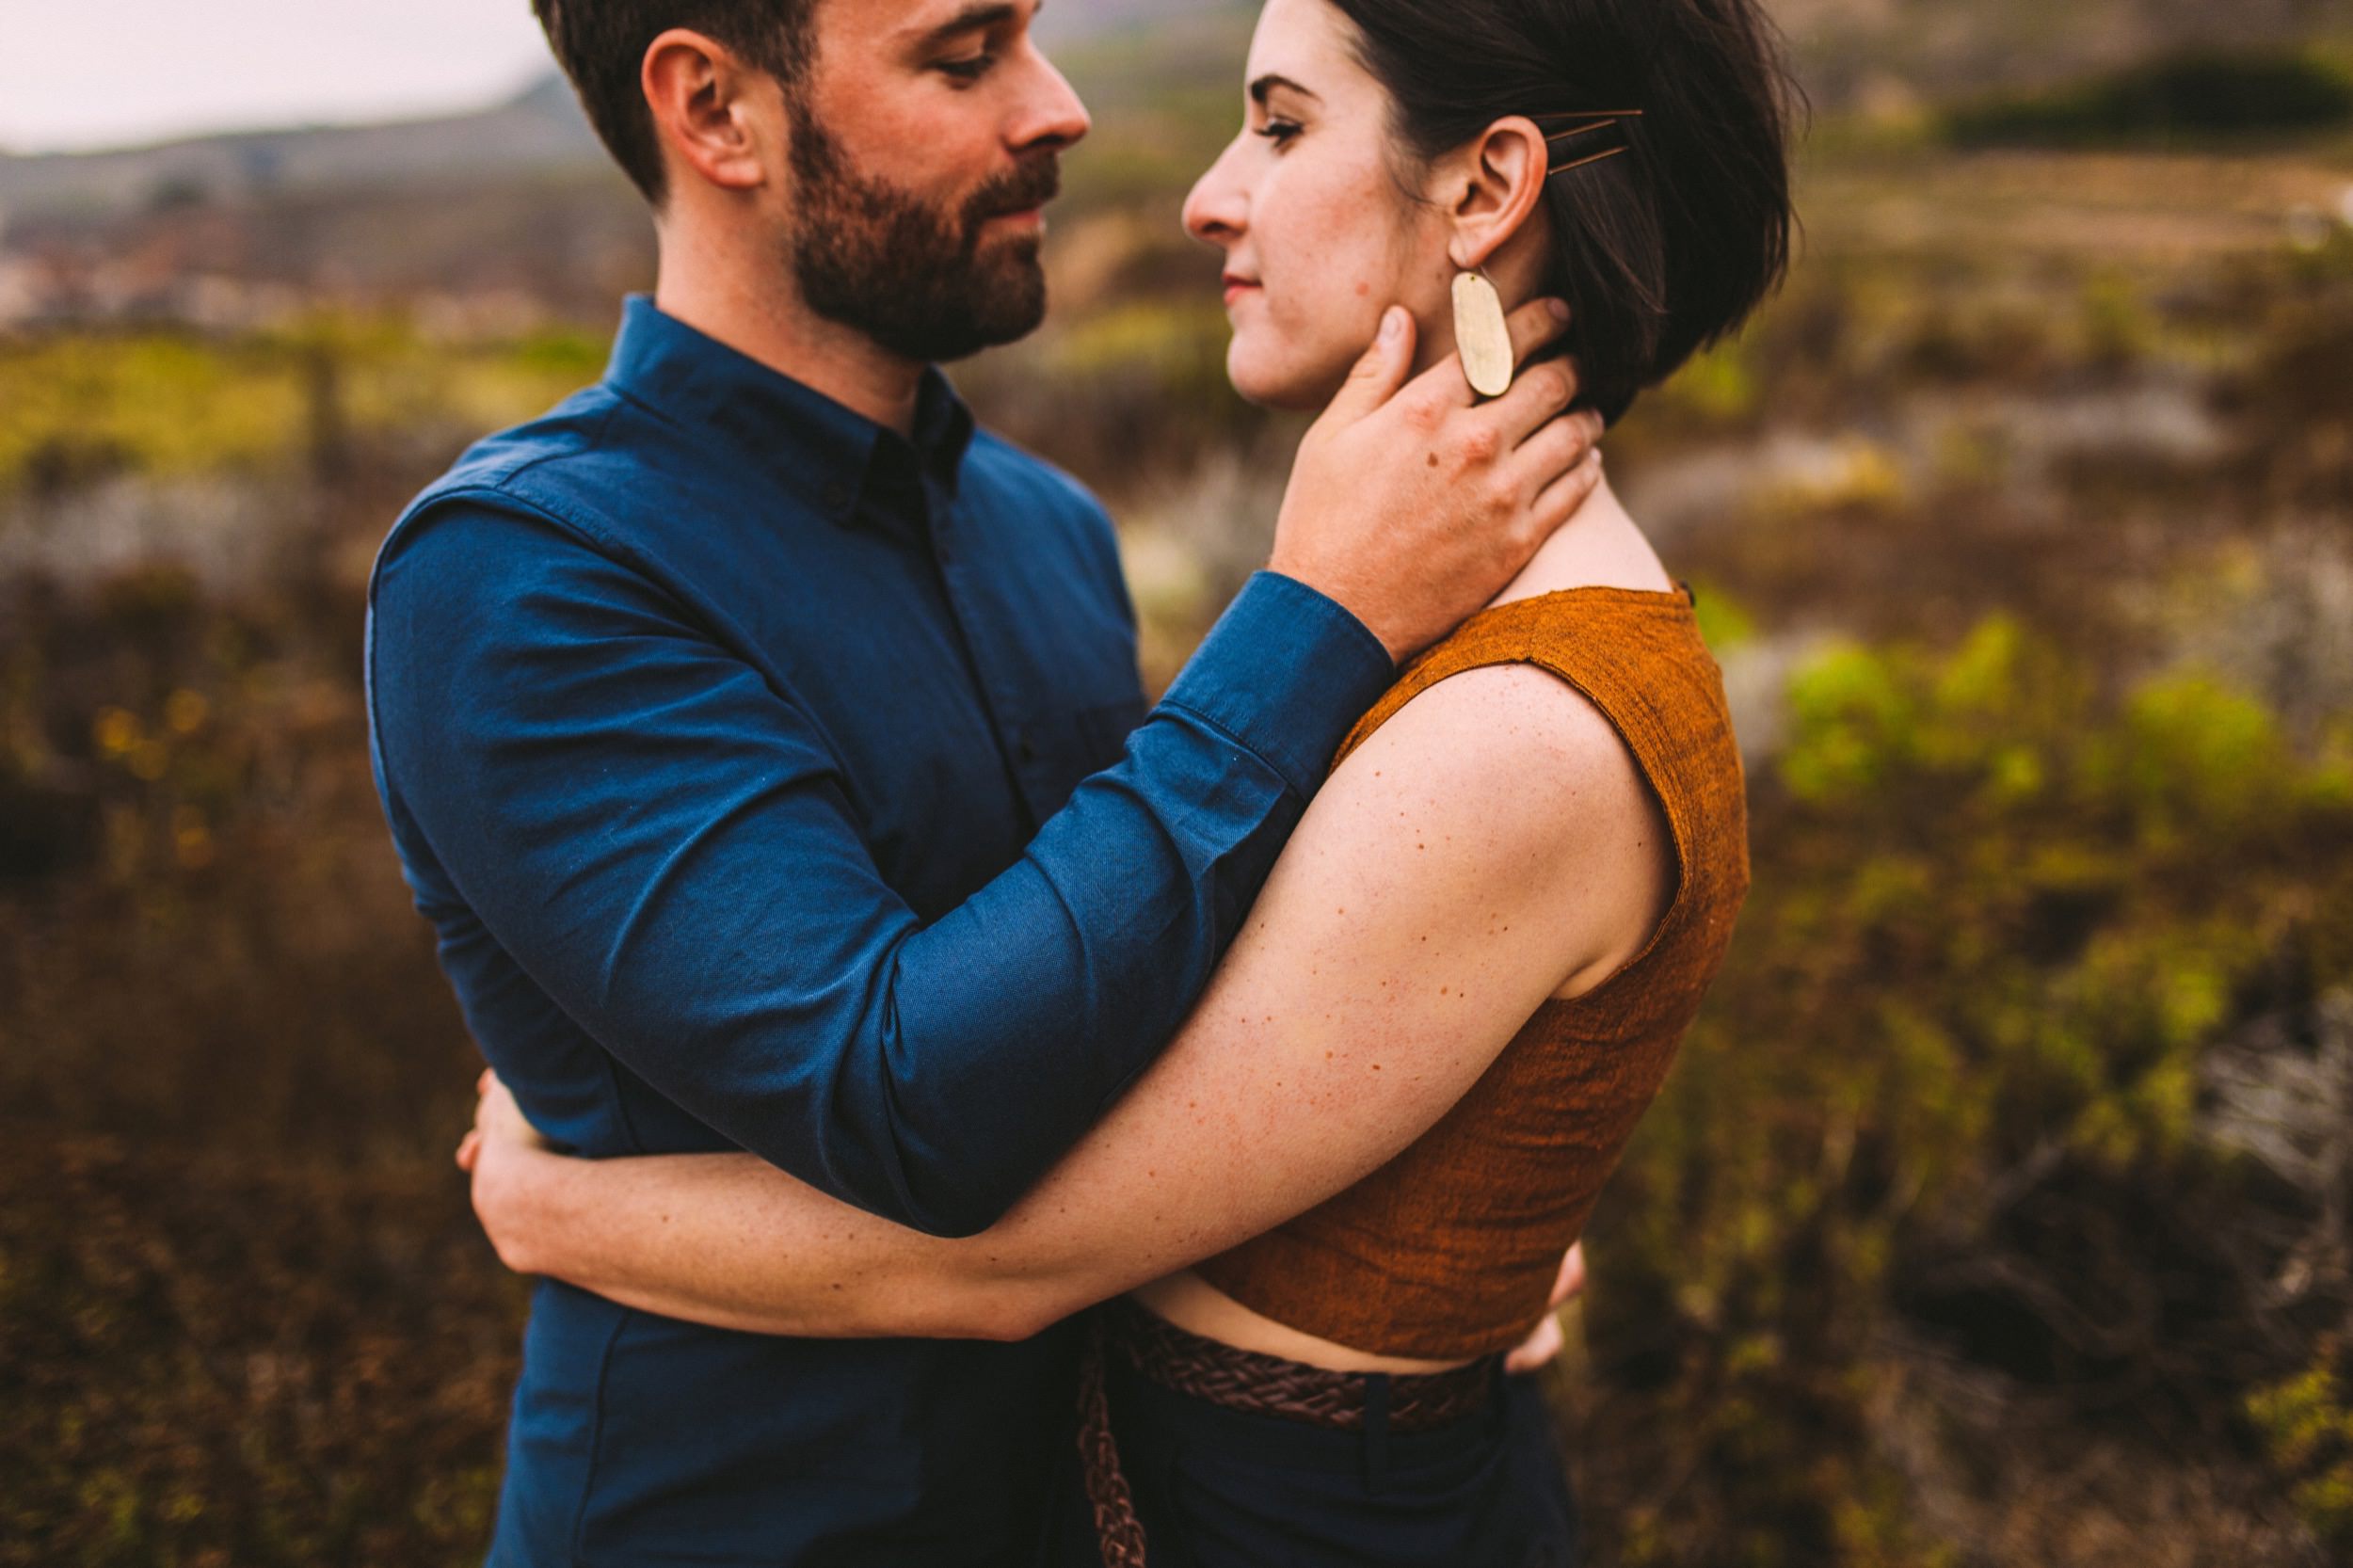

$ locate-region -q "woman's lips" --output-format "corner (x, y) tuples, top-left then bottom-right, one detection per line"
(1223, 276), (1262, 307)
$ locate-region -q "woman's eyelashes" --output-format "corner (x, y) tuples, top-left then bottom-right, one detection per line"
(1255, 118), (1305, 147)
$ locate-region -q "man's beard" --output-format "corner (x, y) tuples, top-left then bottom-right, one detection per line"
(786, 101), (1059, 364)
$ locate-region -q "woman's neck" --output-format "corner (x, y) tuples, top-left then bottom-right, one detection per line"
(1490, 474), (1676, 609)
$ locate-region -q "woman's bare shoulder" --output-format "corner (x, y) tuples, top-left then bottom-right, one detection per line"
(1332, 659), (1648, 837)
(1309, 658), (1673, 994)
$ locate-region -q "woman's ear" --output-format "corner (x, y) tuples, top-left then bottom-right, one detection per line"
(1441, 117), (1550, 274)
(642, 28), (773, 199)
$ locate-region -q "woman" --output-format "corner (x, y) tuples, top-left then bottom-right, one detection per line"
(463, 0), (1796, 1560)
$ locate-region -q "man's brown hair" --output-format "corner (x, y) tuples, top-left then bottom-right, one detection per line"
(532, 0), (820, 203)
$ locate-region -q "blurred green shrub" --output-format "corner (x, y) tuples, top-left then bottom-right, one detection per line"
(1947, 49), (2353, 148)
(0, 337), (309, 488)
(2249, 1342), (2353, 1553)
(1578, 616), (2353, 1566)
(0, 321), (615, 494)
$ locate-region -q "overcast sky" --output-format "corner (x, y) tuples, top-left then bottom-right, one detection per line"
(2, 2), (560, 153)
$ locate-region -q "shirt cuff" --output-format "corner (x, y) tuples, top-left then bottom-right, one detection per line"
(1156, 570), (1398, 800)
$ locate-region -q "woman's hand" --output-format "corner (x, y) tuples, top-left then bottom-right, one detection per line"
(456, 1069), (557, 1276)
(1503, 1243), (1589, 1375)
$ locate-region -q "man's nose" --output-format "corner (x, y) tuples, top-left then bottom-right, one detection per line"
(1011, 48), (1091, 152)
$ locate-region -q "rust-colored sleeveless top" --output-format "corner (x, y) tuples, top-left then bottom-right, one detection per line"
(1193, 584), (1751, 1361)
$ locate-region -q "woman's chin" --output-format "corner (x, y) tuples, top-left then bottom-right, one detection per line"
(1225, 345), (1346, 414)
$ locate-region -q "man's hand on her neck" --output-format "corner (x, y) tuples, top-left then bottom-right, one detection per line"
(1269, 300), (1607, 664)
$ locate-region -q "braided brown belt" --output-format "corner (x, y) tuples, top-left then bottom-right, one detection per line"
(1077, 1312), (1151, 1568)
(1075, 1301), (1500, 1567)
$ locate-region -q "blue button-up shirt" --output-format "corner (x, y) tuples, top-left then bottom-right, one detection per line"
(365, 298), (1393, 1564)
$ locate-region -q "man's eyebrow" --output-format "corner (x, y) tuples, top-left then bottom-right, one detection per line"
(1249, 73), (1322, 107)
(910, 2), (1025, 53)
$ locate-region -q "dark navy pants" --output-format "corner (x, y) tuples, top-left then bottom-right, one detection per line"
(1043, 1354), (1581, 1567)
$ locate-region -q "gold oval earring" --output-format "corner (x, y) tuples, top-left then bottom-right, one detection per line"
(1451, 267), (1514, 398)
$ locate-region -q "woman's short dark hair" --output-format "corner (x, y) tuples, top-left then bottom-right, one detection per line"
(1329, 0), (1801, 424)
(533, 0), (817, 204)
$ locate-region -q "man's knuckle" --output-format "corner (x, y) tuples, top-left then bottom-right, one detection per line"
(1457, 426), (1501, 467)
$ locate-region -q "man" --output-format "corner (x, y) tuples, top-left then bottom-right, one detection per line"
(365, 0), (1602, 1561)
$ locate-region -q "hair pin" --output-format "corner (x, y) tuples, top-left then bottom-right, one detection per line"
(1534, 109), (1644, 176)
(1548, 145), (1632, 174)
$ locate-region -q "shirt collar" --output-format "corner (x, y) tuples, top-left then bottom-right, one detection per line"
(601, 295), (977, 527)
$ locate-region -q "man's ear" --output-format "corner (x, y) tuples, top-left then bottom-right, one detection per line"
(642, 28), (773, 198)
(1441, 117), (1550, 274)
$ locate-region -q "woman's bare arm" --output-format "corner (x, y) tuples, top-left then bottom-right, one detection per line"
(467, 662), (1672, 1341)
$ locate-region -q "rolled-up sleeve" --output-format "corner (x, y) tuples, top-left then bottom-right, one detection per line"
(368, 497), (1393, 1237)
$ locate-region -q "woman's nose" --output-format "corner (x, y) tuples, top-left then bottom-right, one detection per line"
(1182, 137), (1250, 248)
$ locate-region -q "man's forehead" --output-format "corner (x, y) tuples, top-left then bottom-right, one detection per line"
(820, 0), (1039, 48)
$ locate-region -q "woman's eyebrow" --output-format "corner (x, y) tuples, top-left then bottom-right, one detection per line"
(1249, 73), (1322, 107)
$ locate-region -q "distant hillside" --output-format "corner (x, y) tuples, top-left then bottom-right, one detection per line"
(0, 76), (604, 226)
(1777, 0), (2353, 111)
(0, 5), (1252, 228)
(1063, 0), (2353, 109)
(3, 0), (2347, 314)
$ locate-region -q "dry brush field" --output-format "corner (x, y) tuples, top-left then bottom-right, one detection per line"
(4, 122), (2353, 1565)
